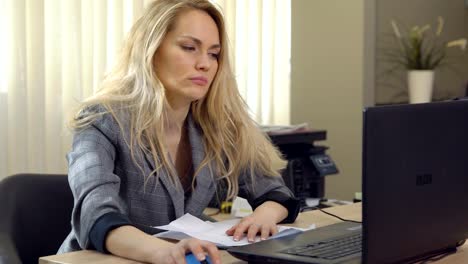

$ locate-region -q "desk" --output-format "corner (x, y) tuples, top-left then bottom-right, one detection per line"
(40, 203), (467, 264)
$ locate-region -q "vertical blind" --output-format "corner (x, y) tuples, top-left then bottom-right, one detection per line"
(0, 0), (290, 178)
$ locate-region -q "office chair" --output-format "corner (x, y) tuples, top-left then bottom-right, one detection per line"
(0, 173), (73, 264)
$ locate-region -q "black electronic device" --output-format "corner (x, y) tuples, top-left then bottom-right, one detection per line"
(268, 130), (338, 204)
(229, 100), (468, 264)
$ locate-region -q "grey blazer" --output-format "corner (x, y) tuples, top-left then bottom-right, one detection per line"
(58, 109), (295, 253)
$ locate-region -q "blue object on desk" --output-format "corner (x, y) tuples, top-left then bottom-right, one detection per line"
(185, 253), (212, 264)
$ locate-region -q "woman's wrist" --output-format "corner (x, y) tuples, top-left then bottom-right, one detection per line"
(106, 225), (173, 263)
(141, 236), (174, 264)
(253, 201), (288, 223)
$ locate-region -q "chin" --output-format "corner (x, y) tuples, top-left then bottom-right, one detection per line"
(189, 95), (207, 103)
(187, 88), (209, 101)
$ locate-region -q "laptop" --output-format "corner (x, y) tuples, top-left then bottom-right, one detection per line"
(228, 100), (468, 263)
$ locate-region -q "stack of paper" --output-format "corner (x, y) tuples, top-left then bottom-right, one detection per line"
(261, 123), (309, 135)
(154, 213), (315, 248)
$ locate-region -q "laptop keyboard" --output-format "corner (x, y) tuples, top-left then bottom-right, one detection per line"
(281, 233), (362, 260)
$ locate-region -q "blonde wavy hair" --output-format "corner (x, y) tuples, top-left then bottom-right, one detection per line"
(69, 0), (286, 200)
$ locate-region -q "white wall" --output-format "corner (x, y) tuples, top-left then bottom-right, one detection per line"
(291, 0), (368, 200)
(0, 93), (6, 180)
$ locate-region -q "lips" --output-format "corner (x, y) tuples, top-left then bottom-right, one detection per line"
(189, 76), (208, 86)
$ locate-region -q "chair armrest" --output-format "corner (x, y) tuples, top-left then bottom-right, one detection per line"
(0, 232), (21, 264)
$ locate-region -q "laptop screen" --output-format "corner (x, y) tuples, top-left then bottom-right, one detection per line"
(363, 100), (468, 263)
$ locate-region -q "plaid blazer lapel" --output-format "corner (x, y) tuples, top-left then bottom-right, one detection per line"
(142, 150), (185, 218)
(184, 115), (216, 216)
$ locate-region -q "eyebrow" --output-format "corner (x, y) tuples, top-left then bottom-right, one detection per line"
(180, 35), (221, 50)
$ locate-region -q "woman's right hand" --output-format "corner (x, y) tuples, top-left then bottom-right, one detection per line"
(105, 226), (221, 264)
(150, 238), (221, 264)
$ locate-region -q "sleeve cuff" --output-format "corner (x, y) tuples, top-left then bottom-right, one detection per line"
(89, 212), (133, 253)
(251, 191), (301, 224)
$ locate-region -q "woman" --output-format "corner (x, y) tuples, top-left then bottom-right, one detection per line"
(59, 0), (299, 263)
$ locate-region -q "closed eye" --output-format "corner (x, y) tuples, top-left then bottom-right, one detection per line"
(181, 45), (196, 51)
(209, 52), (219, 60)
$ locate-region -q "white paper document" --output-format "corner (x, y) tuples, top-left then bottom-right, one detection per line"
(154, 213), (315, 248)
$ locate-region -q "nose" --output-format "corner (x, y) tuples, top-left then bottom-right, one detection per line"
(195, 54), (212, 72)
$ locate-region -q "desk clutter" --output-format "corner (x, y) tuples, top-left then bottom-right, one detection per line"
(153, 212), (314, 248)
(222, 196), (354, 218)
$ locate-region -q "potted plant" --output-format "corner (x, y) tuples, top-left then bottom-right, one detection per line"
(389, 17), (466, 104)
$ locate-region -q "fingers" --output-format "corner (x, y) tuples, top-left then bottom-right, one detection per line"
(246, 224), (261, 242)
(231, 220), (252, 241)
(177, 238), (221, 264)
(248, 224), (277, 242)
(169, 248), (186, 264)
(186, 241), (208, 262)
(228, 221), (278, 242)
(270, 224), (279, 236)
(200, 240), (221, 264)
(260, 225), (275, 241)
(225, 224), (237, 236)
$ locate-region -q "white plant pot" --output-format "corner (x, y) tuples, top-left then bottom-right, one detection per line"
(407, 70), (434, 104)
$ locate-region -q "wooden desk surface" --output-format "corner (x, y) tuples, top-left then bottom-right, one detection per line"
(40, 203), (467, 264)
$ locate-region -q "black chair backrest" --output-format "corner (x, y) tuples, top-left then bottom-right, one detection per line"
(0, 173), (73, 264)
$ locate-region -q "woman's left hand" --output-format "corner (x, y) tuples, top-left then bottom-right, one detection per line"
(225, 201), (288, 242)
(225, 214), (278, 242)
